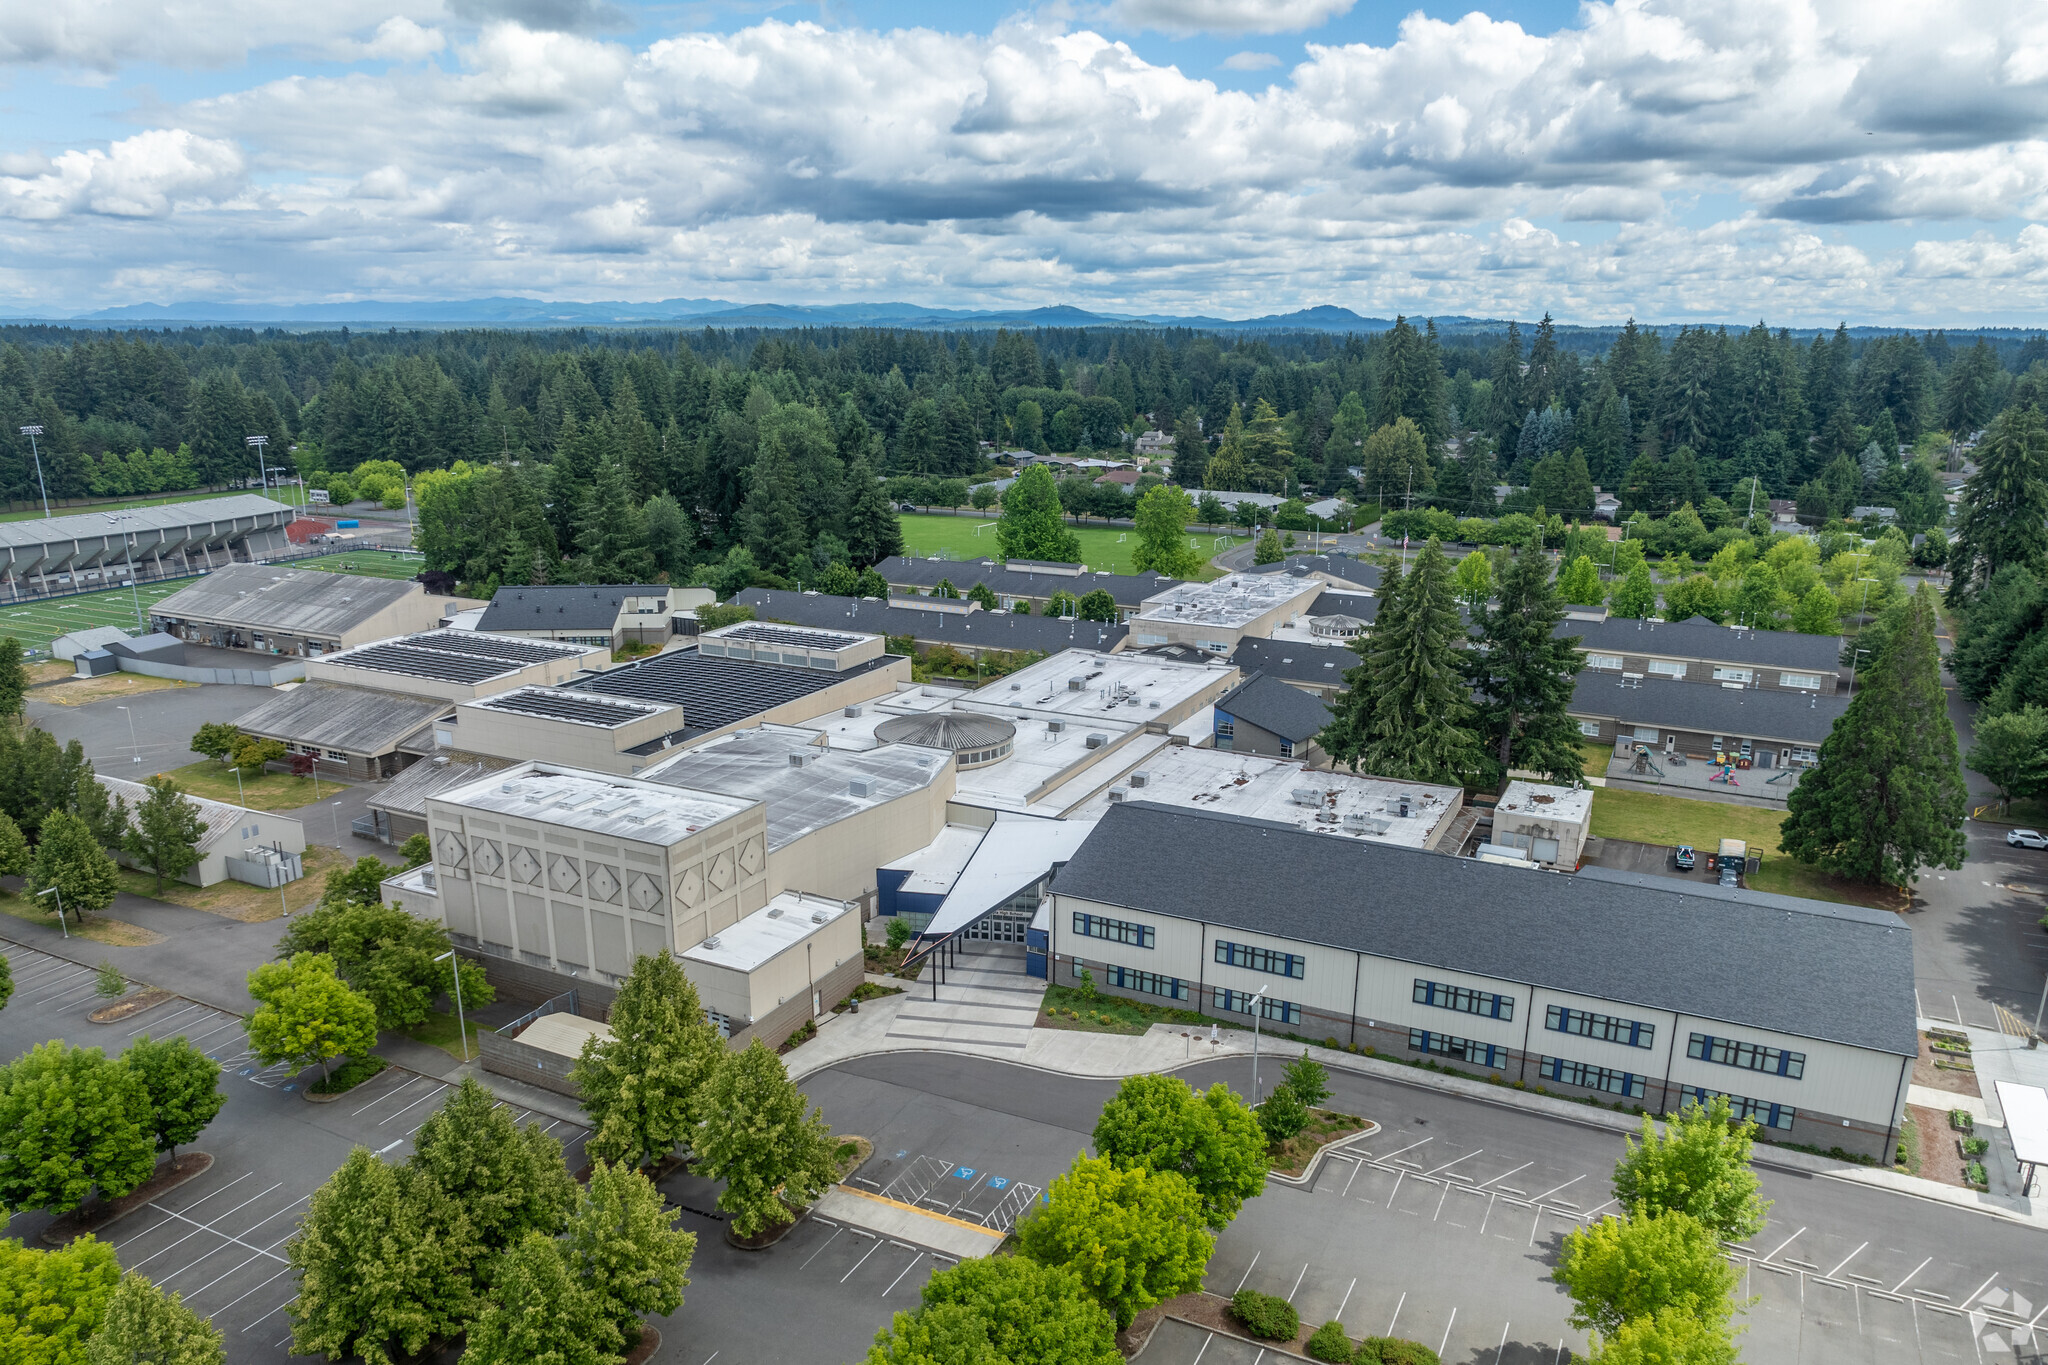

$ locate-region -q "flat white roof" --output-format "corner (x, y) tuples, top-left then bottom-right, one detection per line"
(1995, 1081), (2048, 1168)
(682, 892), (853, 973)
(1068, 746), (1459, 846)
(516, 1012), (611, 1059)
(883, 824), (987, 895)
(1135, 573), (1321, 628)
(640, 726), (949, 850)
(955, 648), (1234, 723)
(923, 813), (1095, 938)
(1496, 780), (1594, 827)
(434, 763), (756, 844)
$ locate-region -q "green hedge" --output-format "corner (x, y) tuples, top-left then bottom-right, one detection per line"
(1307, 1320), (1354, 1361)
(1231, 1289), (1299, 1342)
(1356, 1337), (1442, 1365)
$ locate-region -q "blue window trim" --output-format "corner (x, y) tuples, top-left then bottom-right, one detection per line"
(1214, 940), (1306, 979)
(1102, 964), (1188, 1002)
(1689, 1087), (1796, 1131)
(1687, 1032), (1804, 1079)
(1413, 978), (1514, 1021)
(1541, 1055), (1645, 1099)
(1072, 913), (1155, 949)
(1545, 1004), (1655, 1049)
(1408, 1028), (1503, 1070)
(1213, 988), (1300, 1024)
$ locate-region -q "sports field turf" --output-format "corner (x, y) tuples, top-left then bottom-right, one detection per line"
(0, 550), (424, 654)
(896, 513), (1246, 576)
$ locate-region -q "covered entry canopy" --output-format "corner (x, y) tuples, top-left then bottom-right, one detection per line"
(1995, 1080), (2048, 1197)
(921, 812), (1096, 940)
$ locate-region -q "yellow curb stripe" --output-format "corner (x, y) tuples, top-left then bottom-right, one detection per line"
(833, 1184), (1008, 1239)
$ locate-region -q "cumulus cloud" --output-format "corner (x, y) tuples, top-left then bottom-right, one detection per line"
(1221, 50), (1282, 70)
(1106, 0), (1355, 36)
(0, 0), (447, 69)
(9, 1), (2048, 319)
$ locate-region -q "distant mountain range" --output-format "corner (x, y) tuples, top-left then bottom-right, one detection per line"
(10, 298), (2041, 339)
(38, 297), (1407, 332)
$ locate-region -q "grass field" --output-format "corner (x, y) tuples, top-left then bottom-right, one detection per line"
(896, 513), (1248, 577)
(0, 550), (423, 654)
(164, 759), (351, 811)
(1588, 786), (1904, 911)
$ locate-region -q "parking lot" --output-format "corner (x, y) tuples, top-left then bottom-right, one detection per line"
(0, 939), (592, 1364)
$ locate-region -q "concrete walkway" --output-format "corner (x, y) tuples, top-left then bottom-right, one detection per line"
(814, 1185), (1006, 1259)
(881, 949), (1040, 1055)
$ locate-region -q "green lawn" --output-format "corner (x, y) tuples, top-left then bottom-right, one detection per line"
(164, 759), (350, 811)
(896, 513), (1248, 577)
(403, 1007), (489, 1062)
(1589, 786), (1904, 911)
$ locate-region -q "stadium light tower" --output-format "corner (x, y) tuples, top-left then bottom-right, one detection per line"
(245, 435), (270, 496)
(17, 426), (49, 517)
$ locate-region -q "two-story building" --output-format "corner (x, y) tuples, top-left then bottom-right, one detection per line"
(476, 584), (679, 651)
(1566, 615), (1843, 694)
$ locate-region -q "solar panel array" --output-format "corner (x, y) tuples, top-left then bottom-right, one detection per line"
(719, 623), (862, 651)
(477, 689), (664, 727)
(327, 631), (588, 683)
(574, 648), (858, 729)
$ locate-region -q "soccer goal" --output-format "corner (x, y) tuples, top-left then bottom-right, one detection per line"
(974, 522), (997, 535)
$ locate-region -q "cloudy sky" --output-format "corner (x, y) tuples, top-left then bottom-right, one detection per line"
(2, 0), (2044, 324)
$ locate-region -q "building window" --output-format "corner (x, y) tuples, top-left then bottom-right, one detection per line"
(1688, 1033), (1804, 1079)
(1409, 1029), (1503, 1069)
(1712, 666), (1754, 684)
(1072, 913), (1155, 948)
(1578, 720), (1602, 738)
(1215, 941), (1305, 979)
(1279, 740), (1295, 758)
(1689, 1088), (1795, 1130)
(1646, 660), (1687, 678)
(1542, 1056), (1645, 1098)
(1413, 978), (1513, 1020)
(1631, 725), (1661, 742)
(325, 749), (346, 760)
(1585, 653), (1624, 671)
(1214, 988), (1300, 1024)
(1779, 672), (1822, 690)
(1546, 1005), (1654, 1049)
(1103, 964), (1189, 1001)
(704, 1009), (732, 1039)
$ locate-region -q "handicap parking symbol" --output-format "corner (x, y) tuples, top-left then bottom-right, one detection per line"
(238, 1067), (253, 1076)
(894, 1150), (908, 1160)
(955, 1167), (976, 1180)
(987, 1177), (1009, 1190)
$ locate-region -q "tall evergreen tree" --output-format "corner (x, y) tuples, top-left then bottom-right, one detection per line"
(1465, 537), (1586, 785)
(1781, 585), (1967, 885)
(1948, 403), (2048, 600)
(1319, 541), (1481, 785)
(842, 452), (902, 569)
(737, 441), (810, 580)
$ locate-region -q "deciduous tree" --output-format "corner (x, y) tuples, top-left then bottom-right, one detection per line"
(0, 1042), (154, 1215)
(28, 810), (120, 921)
(245, 953), (379, 1082)
(120, 777), (205, 893)
(123, 1035), (224, 1167)
(0, 636), (27, 723)
(287, 1148), (456, 1365)
(1555, 1210), (1738, 1339)
(572, 950), (725, 1171)
(1969, 706), (2048, 812)
(564, 1160), (695, 1342)
(865, 1255), (1121, 1365)
(0, 1235), (121, 1365)
(458, 1232), (611, 1365)
(1782, 585), (1967, 885)
(1557, 555), (1604, 606)
(188, 723), (241, 765)
(1016, 1155), (1212, 1328)
(1253, 530), (1283, 565)
(996, 465), (1081, 563)
(277, 901), (493, 1031)
(85, 1272), (224, 1365)
(1611, 1094), (1769, 1243)
(1090, 1075), (1266, 1229)
(692, 1041), (838, 1238)
(1131, 485), (1201, 579)
(408, 1078), (576, 1296)
(1608, 561), (1657, 619)
(1583, 1306), (1738, 1365)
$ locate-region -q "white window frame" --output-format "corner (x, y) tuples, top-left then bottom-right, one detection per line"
(1646, 660), (1687, 678)
(1778, 672), (1822, 690)
(1711, 666), (1754, 684)
(1577, 720), (1602, 737)
(1585, 653), (1624, 671)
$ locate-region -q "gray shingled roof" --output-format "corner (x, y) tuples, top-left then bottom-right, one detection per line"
(1565, 615), (1841, 672)
(234, 682), (452, 754)
(1215, 671), (1335, 742)
(1243, 554), (1383, 592)
(1569, 673), (1848, 744)
(1231, 638), (1356, 688)
(1055, 802), (1916, 1057)
(477, 584), (668, 633)
(732, 589), (1127, 655)
(152, 563), (419, 636)
(875, 556), (1180, 607)
(1305, 590), (1380, 623)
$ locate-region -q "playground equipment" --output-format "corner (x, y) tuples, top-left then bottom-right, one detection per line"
(1628, 744), (1665, 778)
(1707, 751), (1741, 786)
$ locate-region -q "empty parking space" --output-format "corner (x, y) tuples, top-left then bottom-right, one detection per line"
(782, 1216), (948, 1300)
(856, 1151), (1044, 1235)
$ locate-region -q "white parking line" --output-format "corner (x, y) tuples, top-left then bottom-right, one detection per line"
(209, 1263), (295, 1318)
(883, 1252), (925, 1297)
(1528, 1174), (1584, 1204)
(1891, 1258), (1932, 1294)
(1234, 1250), (1262, 1294)
(179, 1215), (307, 1298)
(1472, 1161), (1532, 1190)
(1386, 1291), (1405, 1337)
(1341, 1160), (1364, 1198)
(1424, 1149), (1483, 1178)
(1438, 1306), (1457, 1358)
(132, 1002), (206, 1035)
(800, 1228), (844, 1269)
(1335, 1277), (1357, 1322)
(840, 1236), (883, 1282)
(1763, 1227), (1808, 1262)
(379, 1081), (449, 1125)
(1962, 1272), (2001, 1309)
(122, 1181), (282, 1272)
(108, 1172), (255, 1249)
(351, 1074), (424, 1116)
(1493, 1320), (1510, 1364)
(1378, 1136), (1434, 1162)
(1827, 1242), (1869, 1279)
(138, 1191), (292, 1265)
(1286, 1263), (1308, 1302)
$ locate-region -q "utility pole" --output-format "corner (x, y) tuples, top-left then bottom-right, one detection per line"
(18, 426), (49, 517)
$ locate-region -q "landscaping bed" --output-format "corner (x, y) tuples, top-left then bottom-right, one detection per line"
(116, 843), (356, 922)
(1036, 982), (1204, 1036)
(309, 1054), (388, 1096)
(1127, 1292), (1441, 1365)
(1268, 1109), (1372, 1178)
(88, 988), (176, 1023)
(832, 981), (903, 1012)
(1906, 1104), (1976, 1189)
(861, 942), (924, 980)
(1913, 1029), (1981, 1096)
(38, 1153), (213, 1246)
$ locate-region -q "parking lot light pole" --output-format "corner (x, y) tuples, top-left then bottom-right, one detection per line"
(17, 426), (49, 517)
(435, 949), (470, 1061)
(1249, 988), (1269, 1101)
(331, 800), (343, 848)
(116, 705), (141, 764)
(2033, 971), (2047, 1048)
(38, 885), (65, 938)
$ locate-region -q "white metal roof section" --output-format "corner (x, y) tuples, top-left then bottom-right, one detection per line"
(1135, 572), (1321, 628)
(1065, 747), (1458, 845)
(923, 812), (1096, 938)
(434, 763), (757, 844)
(639, 726), (950, 850)
(955, 648), (1234, 724)
(682, 891), (853, 973)
(151, 562), (416, 635)
(98, 774), (299, 855)
(882, 824), (987, 897)
(0, 494), (290, 550)
(1995, 1081), (2048, 1172)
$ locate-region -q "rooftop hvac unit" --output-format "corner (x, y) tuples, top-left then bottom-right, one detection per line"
(1342, 812), (1369, 832)
(1069, 676), (1085, 691)
(1085, 733), (1107, 749)
(788, 752), (810, 767)
(1047, 720), (1066, 733)
(1148, 700), (1160, 709)
(766, 906), (784, 918)
(1129, 771), (1150, 788)
(844, 704), (863, 718)
(1291, 787), (1321, 806)
(1398, 793), (1413, 817)
(701, 935), (721, 949)
(811, 910), (829, 924)
(1316, 810), (1338, 824)
(1108, 787), (1128, 803)
(848, 778), (872, 798)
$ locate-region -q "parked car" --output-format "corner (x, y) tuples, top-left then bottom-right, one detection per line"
(1672, 845), (1696, 871)
(1719, 865), (1740, 887)
(2008, 829), (2048, 849)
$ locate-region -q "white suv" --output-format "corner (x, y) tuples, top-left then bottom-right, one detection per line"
(2008, 829), (2048, 849)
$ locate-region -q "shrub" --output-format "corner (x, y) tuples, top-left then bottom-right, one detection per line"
(1963, 1136), (1989, 1156)
(1357, 1337), (1442, 1365)
(1967, 1161), (1989, 1187)
(1950, 1109), (1974, 1131)
(1231, 1288), (1298, 1341)
(1307, 1319), (1354, 1361)
(1259, 1085), (1310, 1143)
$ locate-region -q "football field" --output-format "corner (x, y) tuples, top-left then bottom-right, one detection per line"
(897, 513), (1245, 576)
